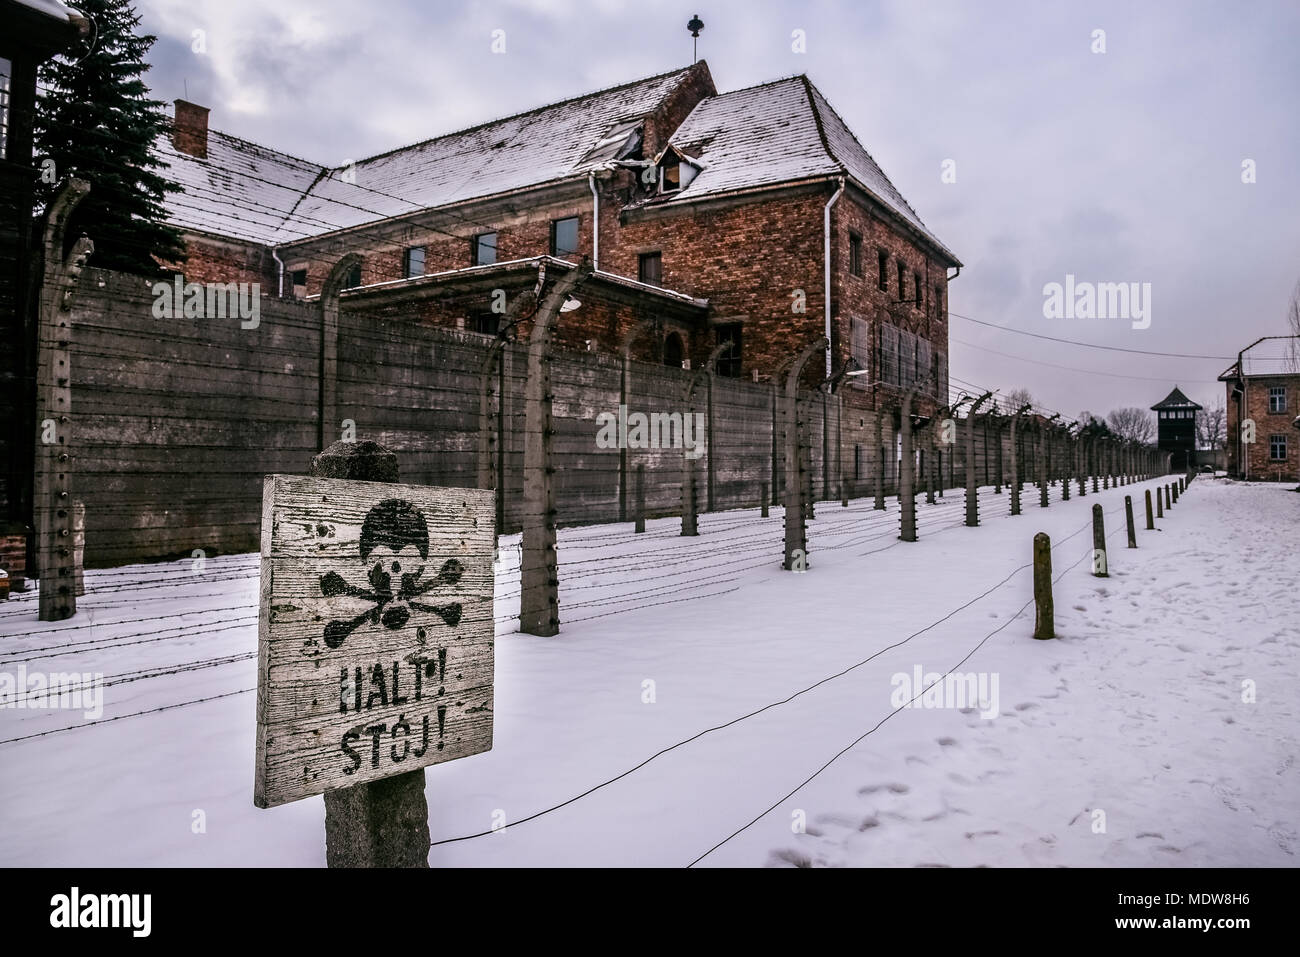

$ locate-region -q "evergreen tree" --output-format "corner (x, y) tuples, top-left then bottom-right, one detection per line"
(34, 0), (184, 275)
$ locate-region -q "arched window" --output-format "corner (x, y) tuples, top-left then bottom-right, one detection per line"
(663, 332), (685, 367)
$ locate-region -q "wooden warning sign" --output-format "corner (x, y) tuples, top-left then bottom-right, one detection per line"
(254, 475), (494, 808)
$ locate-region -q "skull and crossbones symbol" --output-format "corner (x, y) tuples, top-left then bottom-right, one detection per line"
(319, 498), (463, 649)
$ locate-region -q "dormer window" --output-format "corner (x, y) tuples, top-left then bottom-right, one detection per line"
(656, 145), (700, 195)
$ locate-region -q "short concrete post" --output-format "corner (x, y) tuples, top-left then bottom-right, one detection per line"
(841, 481), (848, 508)
(634, 463), (646, 533)
(760, 479), (769, 519)
(1091, 504), (1108, 577)
(1125, 495), (1137, 548)
(1144, 488), (1154, 530)
(313, 440), (430, 869)
(1033, 532), (1054, 639)
(1156, 485), (1164, 518)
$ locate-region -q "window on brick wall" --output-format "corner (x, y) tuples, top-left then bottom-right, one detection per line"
(403, 246), (425, 278)
(934, 284), (944, 319)
(343, 263), (362, 289)
(1270, 434), (1287, 460)
(550, 217), (580, 258)
(472, 232), (497, 266)
(917, 338), (932, 394)
(881, 323), (899, 386)
(878, 249), (888, 291)
(897, 263), (906, 301)
(849, 232), (863, 277)
(850, 317), (871, 388)
(715, 323), (743, 377)
(290, 269), (307, 298)
(1269, 386), (1286, 413)
(638, 251), (662, 286)
(913, 271), (923, 308)
(663, 331), (685, 367)
(470, 314), (500, 337)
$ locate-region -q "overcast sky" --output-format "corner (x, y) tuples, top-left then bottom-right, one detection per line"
(135, 0), (1300, 419)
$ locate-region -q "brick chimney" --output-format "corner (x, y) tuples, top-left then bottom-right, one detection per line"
(173, 99), (210, 159)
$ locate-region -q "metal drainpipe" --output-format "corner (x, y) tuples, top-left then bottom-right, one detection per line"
(588, 172), (599, 270)
(823, 177), (846, 379)
(271, 247), (285, 297)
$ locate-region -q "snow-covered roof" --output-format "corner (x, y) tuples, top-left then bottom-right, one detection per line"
(14, 0), (75, 20)
(156, 64), (956, 265)
(271, 66), (698, 243)
(658, 76), (958, 264)
(156, 130), (328, 245)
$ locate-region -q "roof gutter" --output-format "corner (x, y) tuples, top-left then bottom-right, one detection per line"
(824, 176), (846, 378)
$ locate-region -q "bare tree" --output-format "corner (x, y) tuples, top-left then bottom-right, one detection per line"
(1003, 387), (1035, 413)
(1288, 278), (1300, 373)
(1197, 398), (1227, 452)
(1106, 407), (1154, 444)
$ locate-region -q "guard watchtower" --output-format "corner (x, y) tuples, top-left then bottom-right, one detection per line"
(1152, 386), (1201, 471)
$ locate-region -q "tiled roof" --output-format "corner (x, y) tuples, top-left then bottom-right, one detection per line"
(156, 131), (327, 245)
(658, 76), (958, 264)
(1151, 386), (1202, 409)
(273, 66), (698, 242)
(157, 63), (956, 265)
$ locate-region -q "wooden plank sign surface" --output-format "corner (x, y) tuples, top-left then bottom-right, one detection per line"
(255, 475), (494, 808)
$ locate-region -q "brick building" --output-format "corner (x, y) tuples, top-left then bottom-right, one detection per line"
(155, 61), (959, 454)
(1220, 338), (1300, 481)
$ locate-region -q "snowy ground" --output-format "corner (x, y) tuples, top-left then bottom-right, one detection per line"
(1, 475), (1295, 867)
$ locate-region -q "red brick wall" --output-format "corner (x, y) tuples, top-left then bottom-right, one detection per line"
(1226, 376), (1300, 480)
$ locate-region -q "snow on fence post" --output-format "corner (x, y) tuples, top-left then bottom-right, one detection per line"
(1144, 488), (1155, 530)
(1092, 504), (1109, 578)
(35, 178), (93, 622)
(1125, 495), (1138, 548)
(1032, 532), (1054, 639)
(783, 337), (827, 570)
(966, 392), (993, 527)
(634, 463), (646, 534)
(899, 388), (918, 542)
